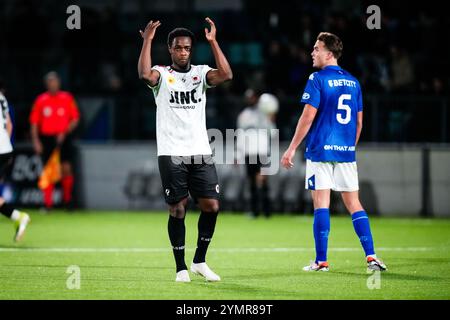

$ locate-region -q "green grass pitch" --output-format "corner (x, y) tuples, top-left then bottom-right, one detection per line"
(0, 210), (449, 300)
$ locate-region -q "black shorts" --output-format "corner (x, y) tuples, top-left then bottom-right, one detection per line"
(0, 152), (13, 180)
(40, 134), (75, 163)
(158, 155), (220, 204)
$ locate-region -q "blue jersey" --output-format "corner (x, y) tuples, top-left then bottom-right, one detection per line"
(300, 65), (363, 162)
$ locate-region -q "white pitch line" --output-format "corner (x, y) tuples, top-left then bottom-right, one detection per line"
(0, 247), (441, 253)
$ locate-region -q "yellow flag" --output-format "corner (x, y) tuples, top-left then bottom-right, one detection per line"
(38, 148), (62, 190)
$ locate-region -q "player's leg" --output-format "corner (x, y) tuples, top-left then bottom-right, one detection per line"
(336, 162), (387, 271)
(190, 198), (221, 281)
(60, 136), (75, 208)
(341, 191), (386, 270)
(158, 156), (190, 281)
(309, 189), (331, 270)
(0, 153), (30, 242)
(168, 198), (190, 281)
(61, 162), (74, 207)
(303, 160), (333, 271)
(194, 198), (219, 264)
(0, 197), (30, 242)
(246, 156), (260, 218)
(257, 172), (271, 218)
(189, 155), (221, 281)
(258, 155), (271, 217)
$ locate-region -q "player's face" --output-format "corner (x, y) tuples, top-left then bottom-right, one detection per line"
(46, 77), (61, 93)
(169, 37), (192, 69)
(311, 40), (332, 69)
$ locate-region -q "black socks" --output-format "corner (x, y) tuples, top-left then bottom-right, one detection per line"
(168, 210), (219, 271)
(168, 215), (187, 272)
(193, 211), (219, 264)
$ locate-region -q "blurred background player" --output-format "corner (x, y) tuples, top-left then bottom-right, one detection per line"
(138, 18), (232, 282)
(29, 71), (80, 211)
(236, 89), (278, 218)
(281, 32), (387, 272)
(0, 78), (30, 241)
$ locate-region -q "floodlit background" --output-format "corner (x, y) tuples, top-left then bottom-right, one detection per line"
(0, 0), (449, 216)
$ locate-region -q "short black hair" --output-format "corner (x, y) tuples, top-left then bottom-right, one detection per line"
(317, 32), (343, 59)
(167, 28), (195, 47)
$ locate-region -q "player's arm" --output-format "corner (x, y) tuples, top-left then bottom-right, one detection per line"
(57, 118), (80, 145)
(281, 104), (317, 169)
(1, 97), (13, 137)
(30, 123), (42, 154)
(57, 97), (80, 145)
(29, 102), (43, 154)
(67, 119), (79, 134)
(204, 17), (233, 86)
(67, 98), (80, 135)
(6, 113), (12, 137)
(355, 111), (363, 145)
(138, 20), (162, 87)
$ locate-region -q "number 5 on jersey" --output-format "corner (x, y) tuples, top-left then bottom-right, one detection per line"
(337, 94), (351, 124)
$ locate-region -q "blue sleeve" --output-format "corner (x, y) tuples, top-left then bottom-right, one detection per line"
(357, 83), (363, 112)
(300, 72), (321, 109)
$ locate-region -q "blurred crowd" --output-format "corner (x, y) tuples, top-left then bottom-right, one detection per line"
(0, 0), (448, 142)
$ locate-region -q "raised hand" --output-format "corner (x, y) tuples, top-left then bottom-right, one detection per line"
(139, 20), (161, 41)
(204, 17), (216, 42)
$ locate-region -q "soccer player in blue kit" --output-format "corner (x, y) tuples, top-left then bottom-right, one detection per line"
(281, 32), (387, 272)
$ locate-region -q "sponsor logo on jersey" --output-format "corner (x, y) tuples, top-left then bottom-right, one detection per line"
(309, 73), (315, 80)
(165, 189), (170, 196)
(168, 76), (176, 85)
(192, 75), (201, 86)
(328, 79), (356, 88)
(302, 93), (310, 100)
(169, 89), (201, 106)
(215, 184), (219, 193)
(323, 144), (355, 151)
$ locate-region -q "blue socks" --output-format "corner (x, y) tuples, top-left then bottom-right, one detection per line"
(312, 209), (376, 263)
(313, 208), (330, 263)
(351, 210), (375, 257)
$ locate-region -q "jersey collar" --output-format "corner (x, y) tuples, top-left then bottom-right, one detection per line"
(170, 65), (192, 73)
(323, 65), (342, 71)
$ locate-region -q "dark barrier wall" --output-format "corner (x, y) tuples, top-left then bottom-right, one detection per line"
(76, 142), (450, 217)
(2, 145), (62, 208)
